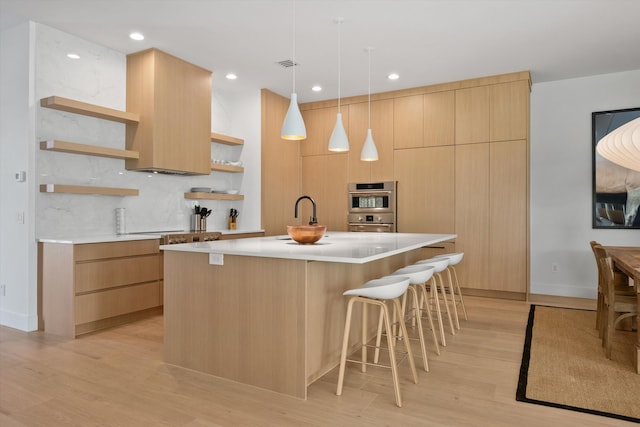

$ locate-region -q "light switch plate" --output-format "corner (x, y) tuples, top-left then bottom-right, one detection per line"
(15, 171), (26, 182)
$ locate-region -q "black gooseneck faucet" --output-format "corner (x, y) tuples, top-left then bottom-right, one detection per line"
(294, 195), (318, 225)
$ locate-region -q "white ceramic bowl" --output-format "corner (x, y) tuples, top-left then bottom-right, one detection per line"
(226, 190), (239, 194)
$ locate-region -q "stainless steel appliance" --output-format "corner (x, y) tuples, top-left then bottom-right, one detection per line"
(348, 181), (397, 232)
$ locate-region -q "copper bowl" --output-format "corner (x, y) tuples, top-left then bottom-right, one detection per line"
(287, 225), (327, 244)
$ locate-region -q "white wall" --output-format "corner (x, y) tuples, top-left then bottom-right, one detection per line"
(530, 69), (640, 298)
(0, 22), (38, 330)
(0, 23), (262, 330)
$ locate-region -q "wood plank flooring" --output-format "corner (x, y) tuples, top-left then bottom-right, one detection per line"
(0, 296), (634, 426)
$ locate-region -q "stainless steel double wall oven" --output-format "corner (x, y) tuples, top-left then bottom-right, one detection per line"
(347, 181), (397, 232)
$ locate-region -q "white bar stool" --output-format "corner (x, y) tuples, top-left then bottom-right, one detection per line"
(415, 257), (456, 346)
(434, 252), (468, 322)
(373, 264), (439, 372)
(336, 276), (418, 408)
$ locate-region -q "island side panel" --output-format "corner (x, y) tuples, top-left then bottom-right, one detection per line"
(306, 249), (423, 385)
(163, 251), (307, 398)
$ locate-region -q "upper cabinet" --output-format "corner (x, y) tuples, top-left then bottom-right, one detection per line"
(455, 85), (490, 145)
(490, 80), (530, 142)
(394, 91), (455, 149)
(126, 48), (212, 175)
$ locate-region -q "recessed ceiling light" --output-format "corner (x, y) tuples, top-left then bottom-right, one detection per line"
(67, 53), (80, 59)
(312, 85), (322, 92)
(129, 32), (145, 41)
(225, 73), (237, 80)
(388, 73), (399, 80)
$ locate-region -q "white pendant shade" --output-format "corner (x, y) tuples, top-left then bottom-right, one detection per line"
(361, 128), (379, 161)
(596, 117), (640, 172)
(328, 113), (349, 151)
(281, 93), (306, 140)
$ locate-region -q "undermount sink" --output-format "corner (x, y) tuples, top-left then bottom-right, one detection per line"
(287, 225), (327, 244)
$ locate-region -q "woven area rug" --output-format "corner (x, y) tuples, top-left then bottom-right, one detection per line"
(517, 305), (640, 423)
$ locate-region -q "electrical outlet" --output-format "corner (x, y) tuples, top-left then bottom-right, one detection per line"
(551, 263), (559, 273)
(0, 284), (6, 297)
(17, 212), (24, 224)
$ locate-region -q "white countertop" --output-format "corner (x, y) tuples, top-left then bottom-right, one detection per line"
(160, 232), (456, 264)
(38, 229), (264, 244)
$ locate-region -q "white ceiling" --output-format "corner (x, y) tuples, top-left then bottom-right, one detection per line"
(2, 0), (640, 103)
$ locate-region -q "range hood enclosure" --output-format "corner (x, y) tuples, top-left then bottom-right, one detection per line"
(126, 48), (212, 175)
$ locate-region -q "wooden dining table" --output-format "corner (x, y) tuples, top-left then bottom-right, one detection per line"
(603, 246), (640, 373)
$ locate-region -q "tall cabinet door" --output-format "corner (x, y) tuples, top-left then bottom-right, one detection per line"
(261, 90), (301, 236)
(394, 147), (454, 233)
(489, 140), (527, 293)
(301, 154), (349, 231)
(455, 143), (490, 290)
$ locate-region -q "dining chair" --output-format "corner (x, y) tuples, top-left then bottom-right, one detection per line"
(594, 245), (638, 359)
(590, 241), (635, 337)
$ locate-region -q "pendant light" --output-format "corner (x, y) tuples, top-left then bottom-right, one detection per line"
(281, 1), (306, 140)
(328, 17), (349, 152)
(361, 47), (378, 161)
(596, 117), (640, 172)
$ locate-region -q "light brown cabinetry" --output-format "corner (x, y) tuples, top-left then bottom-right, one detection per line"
(489, 140), (528, 293)
(394, 146), (454, 233)
(393, 91), (455, 149)
(40, 239), (162, 337)
(455, 143), (490, 290)
(455, 86), (490, 145)
(454, 140), (528, 297)
(262, 73), (530, 298)
(126, 48), (212, 175)
(261, 89), (301, 236)
(301, 153), (349, 231)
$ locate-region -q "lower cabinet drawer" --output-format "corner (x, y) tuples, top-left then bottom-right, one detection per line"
(75, 255), (160, 293)
(74, 281), (161, 325)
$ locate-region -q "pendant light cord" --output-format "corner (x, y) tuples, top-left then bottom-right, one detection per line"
(337, 19), (342, 113)
(292, 1), (297, 94)
(368, 47), (371, 128)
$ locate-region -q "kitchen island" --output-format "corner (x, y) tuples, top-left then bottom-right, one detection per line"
(161, 232), (456, 399)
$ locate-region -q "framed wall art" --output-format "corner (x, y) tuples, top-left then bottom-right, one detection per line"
(592, 107), (640, 228)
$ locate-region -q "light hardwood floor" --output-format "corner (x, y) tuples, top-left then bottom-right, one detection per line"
(0, 296), (634, 426)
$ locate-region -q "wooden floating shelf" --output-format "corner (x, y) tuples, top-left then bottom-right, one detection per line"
(40, 140), (139, 160)
(211, 132), (244, 146)
(40, 96), (140, 124)
(184, 192), (244, 201)
(40, 184), (139, 196)
(211, 163), (244, 173)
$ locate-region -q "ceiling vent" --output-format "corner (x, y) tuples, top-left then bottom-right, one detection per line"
(277, 59), (298, 68)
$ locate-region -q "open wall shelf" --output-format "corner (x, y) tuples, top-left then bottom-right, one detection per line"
(40, 184), (139, 196)
(184, 192), (244, 201)
(40, 96), (139, 124)
(40, 140), (139, 160)
(211, 132), (244, 146)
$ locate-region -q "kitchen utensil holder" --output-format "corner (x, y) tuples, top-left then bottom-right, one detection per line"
(192, 214), (201, 231)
